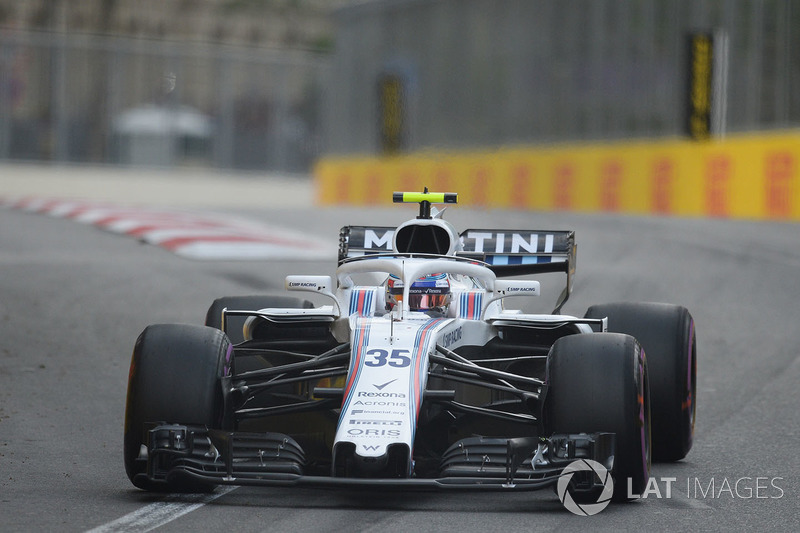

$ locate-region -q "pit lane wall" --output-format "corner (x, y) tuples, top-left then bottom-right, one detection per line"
(314, 131), (800, 221)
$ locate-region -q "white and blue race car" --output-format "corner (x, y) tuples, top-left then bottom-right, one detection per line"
(124, 191), (696, 504)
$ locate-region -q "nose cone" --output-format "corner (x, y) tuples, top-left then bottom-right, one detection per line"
(333, 441), (412, 478)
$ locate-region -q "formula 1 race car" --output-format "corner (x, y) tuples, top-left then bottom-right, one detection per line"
(124, 191), (696, 504)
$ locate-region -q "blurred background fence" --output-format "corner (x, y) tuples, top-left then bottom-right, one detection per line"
(2, 0), (799, 173)
(0, 29), (330, 172)
(327, 0), (800, 155)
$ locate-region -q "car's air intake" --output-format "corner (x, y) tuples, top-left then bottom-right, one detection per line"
(394, 223), (452, 255)
(393, 218), (460, 256)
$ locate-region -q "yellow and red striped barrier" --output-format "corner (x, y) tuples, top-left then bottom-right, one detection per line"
(314, 131), (800, 221)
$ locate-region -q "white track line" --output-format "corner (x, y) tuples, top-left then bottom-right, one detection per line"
(1, 196), (335, 260)
(85, 486), (237, 533)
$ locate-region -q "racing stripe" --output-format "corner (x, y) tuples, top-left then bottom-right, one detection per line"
(358, 289), (368, 315)
(458, 291), (483, 320)
(339, 318), (371, 421)
(349, 289), (362, 315)
(472, 291), (483, 319)
(349, 288), (375, 316)
(408, 319), (447, 439)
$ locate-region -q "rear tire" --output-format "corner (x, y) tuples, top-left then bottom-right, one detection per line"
(124, 324), (234, 491)
(546, 333), (650, 501)
(585, 302), (696, 462)
(205, 295), (313, 344)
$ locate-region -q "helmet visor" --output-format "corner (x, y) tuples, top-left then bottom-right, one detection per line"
(408, 293), (450, 311)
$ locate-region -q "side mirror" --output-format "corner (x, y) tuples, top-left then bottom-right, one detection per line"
(481, 280), (541, 318)
(285, 275), (339, 313)
(493, 280), (541, 298)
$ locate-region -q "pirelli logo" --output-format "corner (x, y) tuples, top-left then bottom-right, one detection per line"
(349, 419), (403, 426)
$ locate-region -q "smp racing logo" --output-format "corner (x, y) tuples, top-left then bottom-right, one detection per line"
(556, 459), (614, 516)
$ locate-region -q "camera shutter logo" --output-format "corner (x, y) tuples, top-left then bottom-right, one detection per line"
(557, 459), (614, 516)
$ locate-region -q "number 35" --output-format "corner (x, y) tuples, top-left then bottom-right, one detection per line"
(365, 348), (412, 368)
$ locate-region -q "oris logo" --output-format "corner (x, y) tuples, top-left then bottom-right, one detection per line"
(347, 428), (401, 437)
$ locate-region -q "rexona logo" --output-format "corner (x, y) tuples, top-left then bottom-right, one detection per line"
(556, 459), (614, 516)
(358, 391), (405, 398)
(373, 379), (397, 391)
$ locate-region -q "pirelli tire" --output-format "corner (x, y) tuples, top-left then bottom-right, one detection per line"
(205, 295), (314, 344)
(585, 302), (696, 462)
(124, 324), (234, 492)
(545, 333), (650, 502)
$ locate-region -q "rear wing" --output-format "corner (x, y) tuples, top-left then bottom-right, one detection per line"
(338, 226), (396, 263)
(456, 229), (574, 274)
(338, 226), (576, 313)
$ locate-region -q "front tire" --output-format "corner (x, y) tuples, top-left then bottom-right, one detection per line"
(124, 324), (234, 491)
(546, 333), (650, 502)
(585, 302), (696, 462)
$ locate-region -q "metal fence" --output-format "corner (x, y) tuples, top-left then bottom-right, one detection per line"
(0, 30), (331, 172)
(3, 1), (800, 170)
(325, 0), (800, 155)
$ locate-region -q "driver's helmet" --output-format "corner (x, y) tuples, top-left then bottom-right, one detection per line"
(387, 273), (451, 314)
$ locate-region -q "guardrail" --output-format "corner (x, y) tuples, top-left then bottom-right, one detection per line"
(314, 131), (800, 221)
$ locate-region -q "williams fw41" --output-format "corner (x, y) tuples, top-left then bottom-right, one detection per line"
(124, 191), (697, 505)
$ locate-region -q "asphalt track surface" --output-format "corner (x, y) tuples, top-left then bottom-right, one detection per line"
(1, 170), (799, 532)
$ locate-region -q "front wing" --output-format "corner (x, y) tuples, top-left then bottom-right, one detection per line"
(137, 425), (615, 492)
